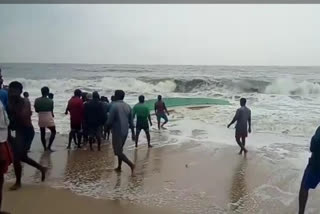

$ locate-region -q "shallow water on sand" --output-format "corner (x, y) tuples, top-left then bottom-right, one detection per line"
(5, 123), (320, 214)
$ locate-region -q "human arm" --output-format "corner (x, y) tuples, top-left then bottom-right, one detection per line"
(310, 127), (320, 152)
(34, 99), (39, 113)
(248, 110), (251, 133)
(106, 105), (115, 129)
(51, 101), (54, 117)
(129, 108), (135, 141)
(132, 106), (136, 120)
(148, 115), (152, 126)
(65, 101), (69, 115)
(154, 103), (157, 115)
(164, 103), (169, 115)
(147, 108), (152, 126)
(227, 109), (239, 128)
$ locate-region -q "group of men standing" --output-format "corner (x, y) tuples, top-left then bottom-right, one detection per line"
(63, 89), (170, 175)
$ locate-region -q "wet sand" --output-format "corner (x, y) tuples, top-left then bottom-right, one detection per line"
(1, 130), (314, 213)
(3, 183), (176, 214)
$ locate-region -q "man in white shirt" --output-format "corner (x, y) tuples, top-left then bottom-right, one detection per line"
(0, 94), (12, 214)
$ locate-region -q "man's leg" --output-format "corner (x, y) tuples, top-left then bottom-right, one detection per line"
(145, 130), (152, 148)
(157, 115), (161, 130)
(89, 137), (94, 151)
(115, 156), (122, 172)
(135, 129), (141, 148)
(97, 128), (101, 151)
(0, 161), (5, 211)
(0, 174), (3, 212)
(40, 127), (47, 151)
(235, 136), (247, 154)
(67, 130), (73, 149)
(299, 184), (309, 214)
(299, 167), (312, 214)
(103, 125), (107, 140)
(0, 160), (10, 213)
(117, 152), (135, 175)
(76, 130), (82, 148)
(21, 128), (47, 182)
(21, 154), (46, 181)
(107, 129), (110, 141)
(239, 136), (246, 155)
(161, 115), (168, 128)
(47, 126), (56, 151)
(10, 159), (22, 190)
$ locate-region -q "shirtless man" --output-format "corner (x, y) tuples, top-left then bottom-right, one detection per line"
(227, 98), (251, 155)
(107, 90), (135, 175)
(8, 81), (47, 191)
(154, 95), (169, 130)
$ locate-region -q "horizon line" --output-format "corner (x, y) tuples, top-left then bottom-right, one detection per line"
(1, 62), (320, 67)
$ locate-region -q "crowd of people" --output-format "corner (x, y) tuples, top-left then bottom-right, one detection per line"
(0, 67), (318, 214)
(0, 68), (173, 214)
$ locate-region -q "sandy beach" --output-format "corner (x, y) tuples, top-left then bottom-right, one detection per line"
(2, 124), (317, 214)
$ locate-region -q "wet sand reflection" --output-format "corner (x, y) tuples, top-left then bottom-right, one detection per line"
(229, 156), (248, 212)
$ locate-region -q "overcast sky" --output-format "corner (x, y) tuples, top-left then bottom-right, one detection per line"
(0, 4), (319, 65)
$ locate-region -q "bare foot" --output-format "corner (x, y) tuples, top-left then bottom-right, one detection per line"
(114, 167), (122, 173)
(9, 183), (21, 191)
(41, 167), (48, 182)
(131, 164), (136, 176)
(47, 148), (54, 152)
(244, 149), (248, 154)
(148, 144), (153, 148)
(67, 146), (71, 150)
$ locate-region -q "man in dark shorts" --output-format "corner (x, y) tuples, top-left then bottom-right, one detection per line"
(107, 90), (135, 175)
(84, 91), (104, 151)
(227, 98), (251, 155)
(133, 95), (152, 148)
(299, 126), (320, 214)
(34, 87), (56, 151)
(65, 89), (83, 149)
(154, 95), (169, 130)
(8, 81), (47, 191)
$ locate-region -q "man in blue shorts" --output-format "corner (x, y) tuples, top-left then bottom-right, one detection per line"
(154, 95), (169, 130)
(299, 126), (320, 214)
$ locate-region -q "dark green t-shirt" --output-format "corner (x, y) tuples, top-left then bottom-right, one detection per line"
(133, 103), (150, 123)
(34, 97), (54, 112)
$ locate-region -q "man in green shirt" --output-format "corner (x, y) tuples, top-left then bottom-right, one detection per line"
(34, 87), (56, 151)
(133, 95), (152, 148)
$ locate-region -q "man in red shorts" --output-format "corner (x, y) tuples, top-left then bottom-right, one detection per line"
(65, 89), (83, 149)
(0, 94), (11, 214)
(228, 98), (251, 155)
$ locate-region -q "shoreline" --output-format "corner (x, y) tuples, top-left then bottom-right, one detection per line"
(3, 130), (313, 213)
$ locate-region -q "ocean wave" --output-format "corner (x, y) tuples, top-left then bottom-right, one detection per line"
(8, 76), (320, 99)
(265, 78), (320, 96)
